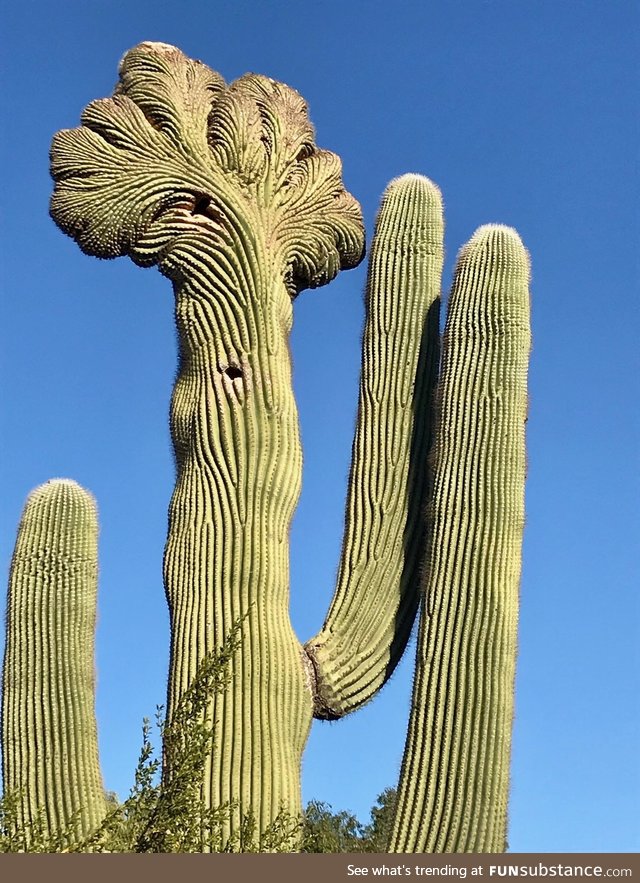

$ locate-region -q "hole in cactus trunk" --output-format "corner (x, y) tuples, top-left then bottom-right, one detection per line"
(223, 365), (243, 381)
(192, 194), (223, 224)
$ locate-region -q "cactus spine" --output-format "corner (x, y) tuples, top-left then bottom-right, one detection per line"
(1, 41), (532, 852)
(1, 480), (107, 841)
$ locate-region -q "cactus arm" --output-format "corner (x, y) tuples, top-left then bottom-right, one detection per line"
(305, 174), (443, 719)
(389, 226), (531, 853)
(1, 480), (107, 842)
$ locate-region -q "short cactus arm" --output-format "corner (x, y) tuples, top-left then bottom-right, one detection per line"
(1, 480), (107, 841)
(305, 174), (443, 719)
(389, 226), (531, 853)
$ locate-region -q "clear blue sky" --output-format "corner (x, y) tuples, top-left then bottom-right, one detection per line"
(1, 0), (638, 853)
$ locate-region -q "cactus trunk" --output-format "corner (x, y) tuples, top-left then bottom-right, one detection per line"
(163, 261), (312, 835)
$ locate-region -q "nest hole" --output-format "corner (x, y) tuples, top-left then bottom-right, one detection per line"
(192, 195), (223, 223)
(222, 365), (243, 381)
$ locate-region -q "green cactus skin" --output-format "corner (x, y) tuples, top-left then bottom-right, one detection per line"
(46, 42), (447, 842)
(1, 480), (107, 841)
(389, 226), (531, 853)
(305, 173), (443, 718)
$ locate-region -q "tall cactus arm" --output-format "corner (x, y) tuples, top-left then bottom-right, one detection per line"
(305, 174), (443, 719)
(49, 42), (365, 838)
(1, 480), (107, 842)
(389, 226), (531, 853)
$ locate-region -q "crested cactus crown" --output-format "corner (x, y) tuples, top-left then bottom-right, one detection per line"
(50, 41), (364, 293)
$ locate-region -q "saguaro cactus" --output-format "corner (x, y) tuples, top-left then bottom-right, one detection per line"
(47, 42), (445, 839)
(1, 480), (107, 842)
(1, 40), (531, 852)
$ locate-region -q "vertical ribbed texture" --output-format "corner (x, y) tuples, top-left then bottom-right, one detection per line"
(1, 480), (107, 842)
(390, 226), (531, 853)
(163, 241), (313, 843)
(305, 175), (443, 718)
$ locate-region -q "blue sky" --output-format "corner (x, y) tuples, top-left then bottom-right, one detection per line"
(1, 0), (639, 853)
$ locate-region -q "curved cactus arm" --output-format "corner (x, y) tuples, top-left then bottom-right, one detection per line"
(1, 480), (107, 843)
(49, 42), (365, 841)
(305, 174), (443, 719)
(389, 226), (531, 853)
